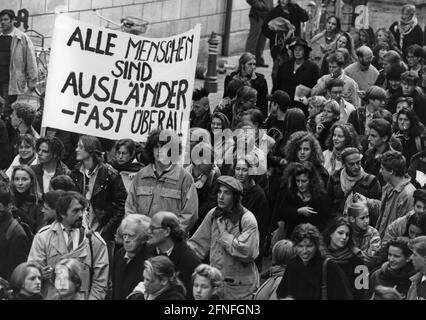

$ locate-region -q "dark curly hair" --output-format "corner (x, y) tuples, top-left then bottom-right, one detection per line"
(12, 102), (36, 127)
(283, 161), (325, 199)
(144, 129), (181, 164)
(386, 237), (412, 258)
(322, 217), (354, 250)
(325, 123), (361, 151)
(284, 131), (324, 166)
(290, 223), (322, 252)
(395, 107), (425, 138)
(36, 136), (65, 163)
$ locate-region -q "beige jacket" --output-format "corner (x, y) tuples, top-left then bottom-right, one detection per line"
(6, 27), (38, 95)
(28, 221), (109, 300)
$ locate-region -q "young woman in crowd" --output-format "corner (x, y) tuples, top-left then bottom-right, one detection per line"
(393, 108), (426, 165)
(52, 258), (84, 300)
(284, 131), (328, 186)
(273, 162), (331, 238)
(223, 52), (268, 117)
(9, 262), (43, 300)
(355, 27), (375, 49)
(109, 139), (144, 192)
(6, 134), (37, 179)
(10, 165), (43, 233)
(127, 256), (186, 300)
(375, 28), (401, 55)
(322, 217), (365, 299)
(192, 264), (223, 300)
(254, 239), (296, 300)
(276, 223), (353, 300)
(209, 112), (234, 175)
(323, 123), (360, 176)
(315, 100), (341, 150)
(321, 32), (357, 75)
(368, 238), (415, 299)
(234, 154), (268, 268)
(310, 15), (341, 68)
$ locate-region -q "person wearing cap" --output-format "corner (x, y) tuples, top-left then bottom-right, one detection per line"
(264, 90), (290, 141)
(384, 65), (405, 114)
(344, 46), (379, 92)
(328, 147), (381, 218)
(70, 135), (127, 243)
(272, 37), (320, 114)
(383, 189), (426, 243)
(407, 235), (426, 299)
(188, 175), (260, 300)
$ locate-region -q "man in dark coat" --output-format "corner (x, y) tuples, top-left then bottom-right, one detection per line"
(146, 211), (201, 299)
(190, 88), (212, 130)
(0, 190), (30, 281)
(112, 214), (152, 300)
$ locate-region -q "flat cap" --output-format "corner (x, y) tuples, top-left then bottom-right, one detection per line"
(217, 176), (243, 195)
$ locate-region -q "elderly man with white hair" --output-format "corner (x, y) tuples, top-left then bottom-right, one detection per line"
(112, 214), (151, 300)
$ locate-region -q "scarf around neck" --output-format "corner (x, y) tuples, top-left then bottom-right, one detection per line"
(323, 245), (356, 264)
(340, 167), (367, 195)
(398, 15), (418, 48)
(19, 153), (37, 166)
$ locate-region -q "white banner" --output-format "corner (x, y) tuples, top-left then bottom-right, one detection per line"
(43, 15), (200, 144)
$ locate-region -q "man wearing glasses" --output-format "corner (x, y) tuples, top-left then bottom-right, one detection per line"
(146, 211), (201, 298)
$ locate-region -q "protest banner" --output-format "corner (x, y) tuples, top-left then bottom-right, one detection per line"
(43, 15), (200, 149)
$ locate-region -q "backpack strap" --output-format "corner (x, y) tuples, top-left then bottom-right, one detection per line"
(415, 136), (422, 153)
(322, 258), (330, 300)
(6, 219), (20, 242)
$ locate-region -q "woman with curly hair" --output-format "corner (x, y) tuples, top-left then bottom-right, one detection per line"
(322, 217), (365, 299)
(315, 100), (341, 150)
(393, 107), (426, 165)
(375, 28), (401, 55)
(284, 131), (328, 186)
(355, 27), (375, 50)
(276, 223), (353, 300)
(272, 161), (331, 237)
(323, 123), (360, 176)
(192, 264), (224, 300)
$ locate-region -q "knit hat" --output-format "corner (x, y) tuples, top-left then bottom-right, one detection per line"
(217, 176), (243, 195)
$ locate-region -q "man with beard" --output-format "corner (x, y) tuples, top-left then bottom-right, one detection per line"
(28, 191), (109, 300)
(344, 46), (379, 92)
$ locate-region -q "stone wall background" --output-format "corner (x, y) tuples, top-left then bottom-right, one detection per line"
(5, 0), (426, 61)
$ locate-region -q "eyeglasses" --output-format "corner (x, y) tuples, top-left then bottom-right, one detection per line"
(149, 225), (164, 232)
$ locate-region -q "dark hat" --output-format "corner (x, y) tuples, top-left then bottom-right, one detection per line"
(288, 38), (311, 51)
(217, 176), (243, 195)
(413, 189), (426, 203)
(267, 90), (291, 108)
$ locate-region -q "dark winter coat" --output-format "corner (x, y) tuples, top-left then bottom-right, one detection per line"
(0, 213), (30, 281)
(70, 163), (127, 241)
(242, 181), (269, 238)
(389, 22), (423, 57)
(148, 241), (201, 299)
(272, 59), (320, 105)
(273, 190), (332, 236)
(276, 253), (353, 300)
(368, 261), (416, 299)
(112, 244), (151, 300)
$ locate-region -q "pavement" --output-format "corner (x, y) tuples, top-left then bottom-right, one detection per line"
(194, 49), (274, 110)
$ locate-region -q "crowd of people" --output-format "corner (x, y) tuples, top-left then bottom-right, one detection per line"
(2, 2), (426, 301)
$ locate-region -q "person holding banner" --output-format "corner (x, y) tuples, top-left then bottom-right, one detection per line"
(125, 129), (199, 234)
(0, 9), (37, 117)
(70, 135), (127, 243)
